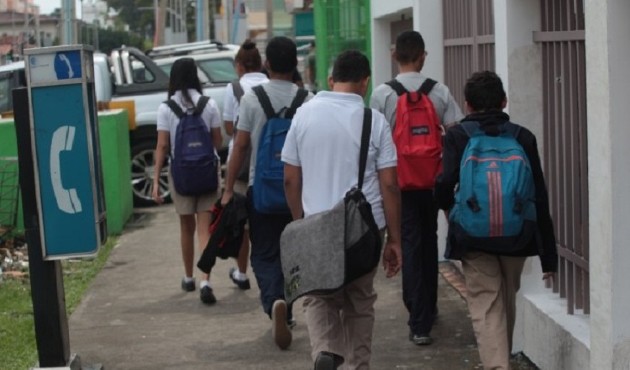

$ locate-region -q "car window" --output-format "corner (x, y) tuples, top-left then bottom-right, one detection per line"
(130, 55), (155, 83)
(197, 58), (237, 83)
(158, 62), (209, 84)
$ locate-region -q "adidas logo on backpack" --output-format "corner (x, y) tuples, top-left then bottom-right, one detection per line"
(386, 78), (443, 190)
(449, 121), (537, 254)
(251, 85), (308, 214)
(166, 96), (219, 196)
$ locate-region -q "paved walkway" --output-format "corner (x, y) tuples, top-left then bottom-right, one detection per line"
(69, 204), (485, 369)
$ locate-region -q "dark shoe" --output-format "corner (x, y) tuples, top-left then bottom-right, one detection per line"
(200, 286), (216, 305)
(409, 332), (433, 345)
(229, 267), (251, 290)
(314, 351), (344, 370)
(271, 300), (292, 350)
(181, 278), (195, 292)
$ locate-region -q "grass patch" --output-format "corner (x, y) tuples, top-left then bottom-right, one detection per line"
(0, 237), (116, 370)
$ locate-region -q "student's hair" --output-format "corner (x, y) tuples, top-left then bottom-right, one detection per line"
(168, 58), (202, 106)
(235, 39), (262, 72)
(395, 31), (425, 64)
(332, 50), (370, 83)
(265, 36), (297, 74)
(464, 71), (507, 112)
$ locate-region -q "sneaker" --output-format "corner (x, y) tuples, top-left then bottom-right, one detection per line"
(314, 351), (344, 370)
(287, 318), (297, 329)
(271, 300), (292, 350)
(200, 286), (216, 305)
(229, 267), (251, 290)
(181, 278), (195, 292)
(409, 332), (433, 345)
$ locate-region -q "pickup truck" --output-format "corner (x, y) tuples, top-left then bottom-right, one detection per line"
(0, 44), (238, 206)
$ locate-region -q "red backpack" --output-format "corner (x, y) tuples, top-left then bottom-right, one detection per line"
(386, 78), (442, 190)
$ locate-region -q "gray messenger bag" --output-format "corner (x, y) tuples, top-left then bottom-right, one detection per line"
(280, 108), (382, 304)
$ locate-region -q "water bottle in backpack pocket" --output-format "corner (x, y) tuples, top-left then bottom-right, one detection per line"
(251, 86), (308, 214)
(449, 121), (537, 254)
(166, 96), (219, 196)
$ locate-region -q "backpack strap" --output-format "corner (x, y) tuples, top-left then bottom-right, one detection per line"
(165, 99), (185, 119)
(502, 121), (522, 140)
(358, 108), (372, 190)
(285, 89), (309, 119)
(193, 95), (210, 116)
(252, 85), (276, 119)
(232, 79), (245, 103)
(385, 79), (407, 96)
(419, 78), (438, 95)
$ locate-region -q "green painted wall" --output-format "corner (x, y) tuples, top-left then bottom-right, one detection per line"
(0, 109), (132, 235)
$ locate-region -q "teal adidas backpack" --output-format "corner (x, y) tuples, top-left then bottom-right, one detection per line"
(449, 121), (537, 254)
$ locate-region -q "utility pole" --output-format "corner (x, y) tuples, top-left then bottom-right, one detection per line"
(61, 0), (75, 44)
(266, 0), (273, 40)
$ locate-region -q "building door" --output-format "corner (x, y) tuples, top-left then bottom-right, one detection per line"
(389, 17), (413, 78)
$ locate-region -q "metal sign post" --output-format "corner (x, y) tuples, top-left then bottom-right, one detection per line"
(13, 44), (106, 369)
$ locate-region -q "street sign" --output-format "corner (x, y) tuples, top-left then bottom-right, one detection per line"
(25, 45), (106, 260)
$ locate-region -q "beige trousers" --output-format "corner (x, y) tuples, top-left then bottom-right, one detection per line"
(461, 252), (526, 370)
(303, 268), (378, 370)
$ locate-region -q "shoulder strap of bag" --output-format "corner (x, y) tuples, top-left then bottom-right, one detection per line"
(418, 78), (438, 95)
(385, 79), (407, 97)
(502, 121), (522, 140)
(165, 99), (185, 119)
(285, 89), (309, 119)
(252, 85), (276, 119)
(232, 79), (245, 103)
(193, 96), (210, 116)
(358, 108), (372, 190)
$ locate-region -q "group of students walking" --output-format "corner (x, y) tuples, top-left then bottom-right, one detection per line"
(152, 30), (558, 370)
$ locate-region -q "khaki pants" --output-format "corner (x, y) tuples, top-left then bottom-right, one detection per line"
(303, 268), (378, 370)
(461, 252), (526, 370)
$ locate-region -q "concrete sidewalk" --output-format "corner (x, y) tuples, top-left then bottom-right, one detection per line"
(69, 204), (485, 369)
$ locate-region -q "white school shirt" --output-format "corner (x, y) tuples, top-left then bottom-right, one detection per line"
(223, 72), (269, 159)
(370, 72), (464, 127)
(156, 89), (221, 158)
(281, 91), (397, 229)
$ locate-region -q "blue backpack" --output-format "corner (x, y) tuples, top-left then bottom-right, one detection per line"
(449, 121), (537, 254)
(166, 96), (219, 196)
(251, 85), (308, 214)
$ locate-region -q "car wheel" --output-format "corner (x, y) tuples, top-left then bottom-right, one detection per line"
(130, 140), (171, 207)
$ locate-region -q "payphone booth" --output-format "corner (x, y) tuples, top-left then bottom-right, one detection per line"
(25, 45), (106, 259)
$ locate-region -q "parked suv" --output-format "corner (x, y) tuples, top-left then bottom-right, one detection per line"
(1, 43), (238, 207)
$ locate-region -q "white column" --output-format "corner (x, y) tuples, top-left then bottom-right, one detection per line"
(415, 0), (442, 81)
(586, 0), (630, 368)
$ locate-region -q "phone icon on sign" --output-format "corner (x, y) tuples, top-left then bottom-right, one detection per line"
(50, 125), (82, 214)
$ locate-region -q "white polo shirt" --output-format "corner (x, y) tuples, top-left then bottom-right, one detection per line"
(281, 91), (397, 229)
(223, 72), (269, 159)
(222, 72), (269, 123)
(370, 72), (464, 127)
(156, 89), (221, 158)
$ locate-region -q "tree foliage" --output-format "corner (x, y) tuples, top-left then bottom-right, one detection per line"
(105, 0), (156, 35)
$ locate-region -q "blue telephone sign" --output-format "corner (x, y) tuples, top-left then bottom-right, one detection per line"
(25, 45), (105, 259)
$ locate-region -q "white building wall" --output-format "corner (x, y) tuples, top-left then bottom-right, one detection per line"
(586, 0), (630, 369)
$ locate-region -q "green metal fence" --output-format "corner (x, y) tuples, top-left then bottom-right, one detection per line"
(313, 0), (371, 91)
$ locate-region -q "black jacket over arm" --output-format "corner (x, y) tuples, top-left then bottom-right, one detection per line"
(434, 111), (558, 273)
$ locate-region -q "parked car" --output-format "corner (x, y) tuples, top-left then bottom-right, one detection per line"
(0, 43), (238, 207)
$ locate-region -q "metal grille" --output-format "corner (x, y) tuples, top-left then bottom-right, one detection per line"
(534, 0), (588, 315)
(0, 157), (19, 236)
(443, 0), (495, 108)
